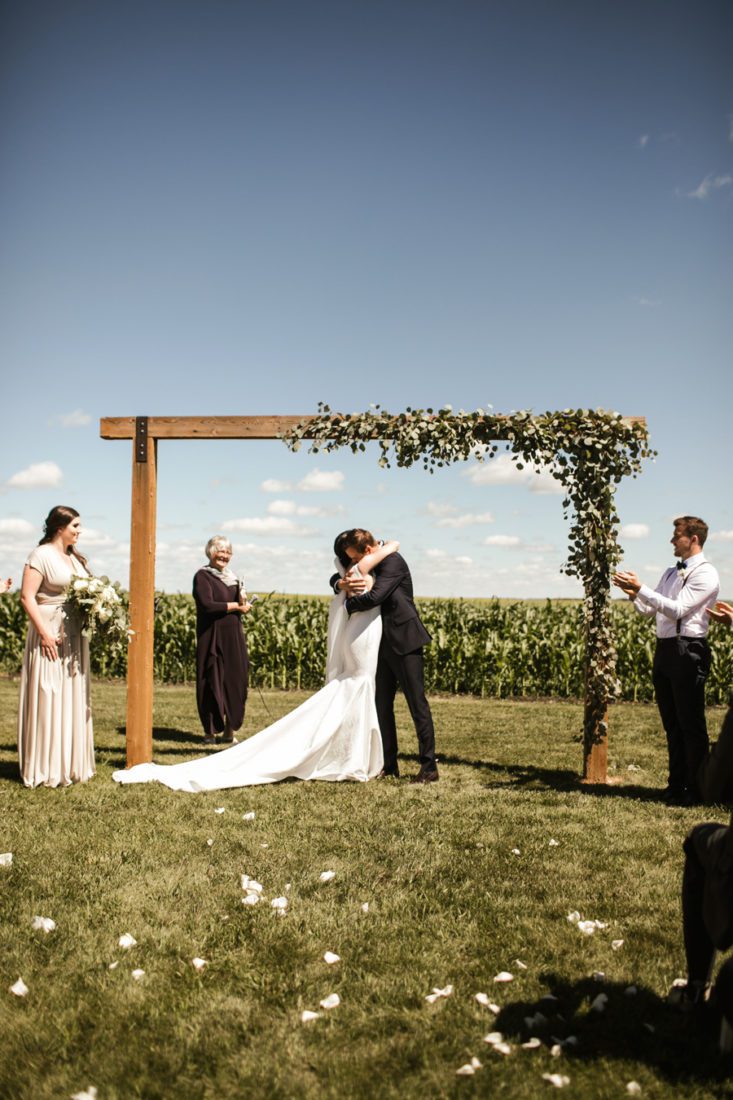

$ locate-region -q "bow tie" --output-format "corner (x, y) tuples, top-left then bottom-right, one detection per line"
(676, 561), (686, 571)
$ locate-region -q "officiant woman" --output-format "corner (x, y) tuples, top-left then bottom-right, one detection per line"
(193, 536), (251, 745)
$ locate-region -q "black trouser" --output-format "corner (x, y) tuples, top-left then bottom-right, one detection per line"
(375, 642), (436, 774)
(653, 637), (711, 798)
(682, 823), (733, 984)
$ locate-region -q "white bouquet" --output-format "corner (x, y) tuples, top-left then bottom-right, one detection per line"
(64, 574), (129, 655)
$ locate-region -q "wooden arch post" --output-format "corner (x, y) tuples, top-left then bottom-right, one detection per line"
(101, 413), (644, 778)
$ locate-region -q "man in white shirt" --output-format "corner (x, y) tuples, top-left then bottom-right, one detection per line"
(613, 515), (720, 806)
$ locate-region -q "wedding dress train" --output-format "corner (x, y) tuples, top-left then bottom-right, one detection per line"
(112, 583), (383, 791)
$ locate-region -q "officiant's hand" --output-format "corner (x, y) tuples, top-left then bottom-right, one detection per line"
(707, 600), (733, 628)
(612, 570), (641, 597)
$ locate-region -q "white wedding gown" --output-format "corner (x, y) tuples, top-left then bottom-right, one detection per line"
(112, 575), (384, 791)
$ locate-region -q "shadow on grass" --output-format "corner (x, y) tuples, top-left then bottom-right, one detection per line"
(494, 972), (732, 1088)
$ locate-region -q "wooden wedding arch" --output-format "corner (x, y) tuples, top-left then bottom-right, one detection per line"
(101, 413), (647, 782)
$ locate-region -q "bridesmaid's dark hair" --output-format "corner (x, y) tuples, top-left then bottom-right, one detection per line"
(39, 505), (89, 571)
(333, 530), (354, 570)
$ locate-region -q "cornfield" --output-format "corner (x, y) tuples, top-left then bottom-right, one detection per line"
(0, 592), (730, 703)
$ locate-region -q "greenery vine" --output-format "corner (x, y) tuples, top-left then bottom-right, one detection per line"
(283, 404), (655, 772)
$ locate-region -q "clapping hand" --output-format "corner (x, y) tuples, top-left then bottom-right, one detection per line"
(706, 600), (733, 628)
(0, 577), (11, 594)
(612, 570), (642, 598)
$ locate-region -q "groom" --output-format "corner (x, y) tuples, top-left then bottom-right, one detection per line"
(331, 529), (438, 783)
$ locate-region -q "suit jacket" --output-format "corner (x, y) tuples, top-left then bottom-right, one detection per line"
(695, 703), (733, 949)
(338, 552), (431, 656)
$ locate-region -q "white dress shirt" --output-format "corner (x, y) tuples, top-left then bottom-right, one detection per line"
(632, 552), (720, 639)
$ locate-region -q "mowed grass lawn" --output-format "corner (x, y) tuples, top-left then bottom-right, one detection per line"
(1, 677), (731, 1100)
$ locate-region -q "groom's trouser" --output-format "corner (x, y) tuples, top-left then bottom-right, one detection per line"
(375, 642), (436, 773)
(653, 637), (710, 798)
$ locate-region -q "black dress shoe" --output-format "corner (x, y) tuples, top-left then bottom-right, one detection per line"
(376, 768), (399, 779)
(661, 786), (685, 804)
(410, 768), (439, 784)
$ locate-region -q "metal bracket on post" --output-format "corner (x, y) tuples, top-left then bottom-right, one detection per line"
(135, 417), (149, 463)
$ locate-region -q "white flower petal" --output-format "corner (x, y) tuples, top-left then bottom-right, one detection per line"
(31, 916), (56, 933)
(242, 811), (256, 821)
(542, 1073), (570, 1087)
(626, 1083), (642, 1095)
(612, 939), (625, 951)
(566, 911), (580, 924)
(319, 870), (336, 882)
(456, 1064), (476, 1076)
(131, 969), (145, 981)
(206, 839), (214, 847)
(548, 839), (560, 847)
(192, 958), (207, 971)
(577, 921), (597, 935)
(483, 1031), (504, 1045)
(493, 1042), (513, 1055)
(71, 1089), (98, 1100)
(525, 1012), (548, 1030)
(108, 962), (119, 970)
(271, 896), (288, 910)
(592, 971), (606, 982)
(494, 972), (514, 983)
(241, 894), (260, 906)
(470, 1057), (482, 1068)
(301, 1010), (321, 1022)
(260, 843), (269, 849)
(590, 993), (608, 1013)
(550, 1045), (563, 1058)
(361, 902), (369, 913)
(214, 807), (225, 814)
(522, 1037), (542, 1050)
(0, 853), (13, 867)
(515, 959), (528, 970)
(118, 933), (137, 949)
(511, 848), (521, 855)
(625, 985), (638, 997)
(10, 978), (28, 997)
(319, 993), (340, 1010)
(245, 879), (264, 895)
(323, 952), (341, 965)
(475, 992), (491, 1006)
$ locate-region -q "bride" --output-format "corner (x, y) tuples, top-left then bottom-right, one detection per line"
(112, 537), (399, 791)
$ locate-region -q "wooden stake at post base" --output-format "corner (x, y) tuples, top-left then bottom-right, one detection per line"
(126, 422), (157, 766)
(582, 701), (609, 784)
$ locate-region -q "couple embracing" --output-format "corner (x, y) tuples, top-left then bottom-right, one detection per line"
(114, 529), (437, 791)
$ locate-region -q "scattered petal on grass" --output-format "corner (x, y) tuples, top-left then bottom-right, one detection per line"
(0, 853), (13, 867)
(592, 971), (606, 982)
(285, 883), (291, 892)
(470, 1057), (482, 1068)
(425, 984), (454, 1004)
(214, 807), (225, 814)
(511, 848), (521, 856)
(525, 1012), (548, 1031)
(206, 839), (214, 847)
(118, 933), (137, 949)
(475, 992), (491, 1006)
(242, 812), (256, 821)
(242, 894), (260, 906)
(590, 993), (608, 1013)
(577, 919), (607, 935)
(483, 1031), (504, 1045)
(625, 985), (638, 997)
(522, 1037), (542, 1050)
(301, 1010), (321, 1022)
(456, 1064), (476, 1076)
(550, 1044), (562, 1058)
(260, 843), (269, 849)
(643, 1023), (655, 1034)
(492, 1043), (513, 1056)
(548, 839), (560, 847)
(542, 1073), (570, 1087)
(71, 1089), (98, 1100)
(612, 939), (625, 951)
(515, 959), (528, 970)
(361, 902), (369, 913)
(566, 911), (580, 924)
(271, 896), (288, 911)
(10, 978), (28, 997)
(192, 958), (207, 972)
(241, 877), (263, 894)
(494, 972), (514, 983)
(319, 870), (336, 883)
(320, 993), (340, 1010)
(108, 962), (119, 970)
(627, 764), (641, 772)
(323, 952), (341, 965)
(626, 1083), (642, 1095)
(131, 969), (145, 981)
(31, 916), (56, 933)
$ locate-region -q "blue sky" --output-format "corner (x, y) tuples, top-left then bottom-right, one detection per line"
(1, 0), (731, 597)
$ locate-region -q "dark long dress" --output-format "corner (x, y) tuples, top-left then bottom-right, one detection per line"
(193, 569), (249, 737)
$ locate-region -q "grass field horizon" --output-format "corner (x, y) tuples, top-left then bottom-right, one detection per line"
(2, 677), (732, 1099)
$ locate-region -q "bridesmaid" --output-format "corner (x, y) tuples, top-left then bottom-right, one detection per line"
(193, 536), (252, 745)
(18, 505), (95, 788)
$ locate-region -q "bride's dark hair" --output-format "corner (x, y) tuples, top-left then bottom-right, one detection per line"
(333, 530), (354, 569)
(39, 505), (89, 571)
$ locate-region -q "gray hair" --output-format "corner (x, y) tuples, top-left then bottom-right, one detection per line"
(205, 535), (233, 561)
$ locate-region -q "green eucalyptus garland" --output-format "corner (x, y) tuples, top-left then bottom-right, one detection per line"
(283, 403), (655, 773)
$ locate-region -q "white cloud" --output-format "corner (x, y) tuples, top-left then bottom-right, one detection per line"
(78, 527), (119, 548)
(6, 461), (63, 490)
(436, 511), (495, 529)
(425, 501), (458, 517)
(425, 548), (447, 558)
(484, 535), (522, 547)
(456, 556), (473, 566)
(58, 409), (91, 428)
(686, 174), (733, 200)
(221, 516), (317, 537)
(634, 297), (661, 307)
(261, 478), (293, 493)
(462, 454), (563, 495)
(267, 499), (341, 519)
(619, 523), (650, 539)
(710, 530), (733, 543)
(298, 468), (345, 493)
(637, 134), (649, 149)
(0, 518), (35, 536)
